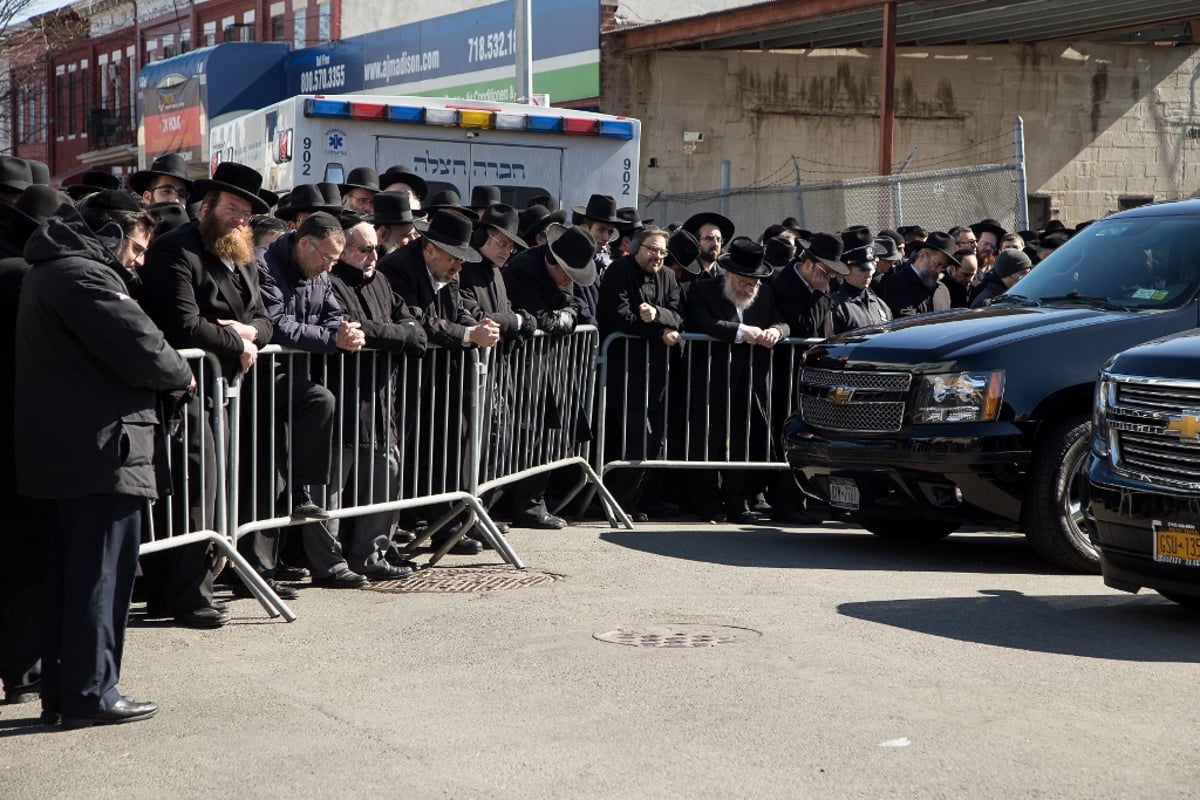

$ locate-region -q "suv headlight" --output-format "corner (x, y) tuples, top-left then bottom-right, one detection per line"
(1092, 375), (1112, 457)
(913, 371), (1005, 423)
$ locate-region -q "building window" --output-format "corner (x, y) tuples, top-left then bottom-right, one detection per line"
(204, 21), (216, 47)
(293, 12), (306, 48)
(271, 14), (285, 41)
(317, 2), (331, 43)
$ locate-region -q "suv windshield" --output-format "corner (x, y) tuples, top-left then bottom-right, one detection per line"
(993, 213), (1200, 310)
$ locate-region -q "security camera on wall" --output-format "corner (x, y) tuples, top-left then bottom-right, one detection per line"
(683, 131), (704, 143)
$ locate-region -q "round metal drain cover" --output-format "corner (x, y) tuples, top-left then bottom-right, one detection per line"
(363, 564), (562, 594)
(593, 623), (762, 648)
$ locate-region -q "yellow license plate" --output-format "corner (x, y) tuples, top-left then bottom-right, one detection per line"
(1152, 520), (1200, 567)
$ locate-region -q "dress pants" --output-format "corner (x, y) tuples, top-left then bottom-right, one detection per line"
(335, 445), (400, 573)
(42, 494), (142, 718)
(0, 495), (49, 697)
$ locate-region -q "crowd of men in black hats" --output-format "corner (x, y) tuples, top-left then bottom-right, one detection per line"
(0, 148), (1072, 729)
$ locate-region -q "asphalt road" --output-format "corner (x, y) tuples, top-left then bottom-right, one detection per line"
(3, 517), (1198, 799)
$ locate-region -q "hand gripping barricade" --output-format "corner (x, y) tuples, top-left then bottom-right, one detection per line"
(475, 325), (632, 528)
(592, 332), (821, 523)
(142, 349), (297, 622)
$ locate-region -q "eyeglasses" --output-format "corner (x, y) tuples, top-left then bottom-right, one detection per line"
(215, 203), (252, 222)
(350, 244), (376, 255)
(641, 244), (668, 257)
(487, 234), (516, 252)
(152, 184), (189, 200)
(125, 236), (147, 258)
(700, 235), (722, 243)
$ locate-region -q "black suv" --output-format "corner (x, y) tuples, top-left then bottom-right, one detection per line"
(1085, 330), (1200, 606)
(782, 199), (1200, 572)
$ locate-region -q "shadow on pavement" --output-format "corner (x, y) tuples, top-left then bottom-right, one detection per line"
(599, 524), (1058, 575)
(838, 588), (1200, 662)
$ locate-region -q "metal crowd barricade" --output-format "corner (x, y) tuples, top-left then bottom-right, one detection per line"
(475, 325), (632, 529)
(592, 332), (820, 523)
(227, 344), (522, 577)
(141, 348), (295, 621)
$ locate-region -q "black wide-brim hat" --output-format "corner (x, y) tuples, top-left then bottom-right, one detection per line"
(470, 185), (501, 209)
(763, 235), (796, 271)
(65, 170), (122, 200)
(369, 191), (426, 225)
(666, 227), (702, 274)
(379, 166), (428, 201)
(571, 194), (622, 224)
(193, 162), (270, 215)
(616, 206), (653, 235)
(970, 217), (1008, 240)
(910, 231), (962, 267)
(0, 156), (32, 193)
(717, 236), (772, 279)
(274, 182), (341, 220)
(0, 185), (69, 241)
(682, 211), (735, 243)
(340, 166), (380, 195)
(423, 189), (474, 215)
(129, 153), (194, 196)
(416, 209), (481, 262)
(518, 204), (567, 242)
(475, 203), (527, 249)
(545, 223), (597, 286)
(799, 232), (848, 275)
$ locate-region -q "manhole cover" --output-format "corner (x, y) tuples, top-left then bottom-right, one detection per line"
(363, 564), (562, 593)
(593, 623), (762, 648)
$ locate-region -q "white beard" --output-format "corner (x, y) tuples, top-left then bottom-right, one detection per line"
(722, 278), (757, 311)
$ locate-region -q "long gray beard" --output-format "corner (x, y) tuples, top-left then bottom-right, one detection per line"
(722, 279), (757, 311)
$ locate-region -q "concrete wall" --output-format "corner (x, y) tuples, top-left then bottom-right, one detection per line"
(610, 44), (1200, 226)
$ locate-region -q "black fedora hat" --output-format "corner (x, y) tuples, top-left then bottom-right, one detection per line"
(275, 182), (341, 220)
(615, 206), (653, 236)
(682, 211), (735, 243)
(799, 232), (848, 275)
(193, 162), (269, 215)
(27, 160), (49, 187)
(763, 235), (796, 271)
(528, 194), (560, 212)
(370, 191), (425, 225)
(259, 187), (280, 211)
(717, 237), (771, 279)
(379, 165), (427, 201)
(910, 231), (962, 267)
(970, 217), (1007, 240)
(417, 209), (481, 262)
(147, 201), (190, 234)
(0, 156), (32, 193)
(545, 223), (597, 286)
(1040, 219), (1071, 238)
(470, 184), (501, 209)
(129, 153), (193, 196)
(572, 193), (622, 225)
(340, 166), (380, 195)
(839, 225), (877, 268)
(424, 189), (473, 215)
(65, 170), (122, 200)
(872, 236), (901, 261)
(475, 203), (527, 249)
(666, 227), (701, 274)
(518, 203), (567, 242)
(0, 184), (70, 241)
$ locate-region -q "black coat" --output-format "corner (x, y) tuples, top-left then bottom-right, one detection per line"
(877, 263), (939, 318)
(459, 257), (528, 338)
(772, 263), (832, 338)
(596, 255), (684, 341)
(685, 276), (790, 460)
(14, 209), (192, 499)
(378, 240), (476, 350)
(830, 284), (893, 333)
(503, 246), (578, 332)
(971, 272), (1009, 308)
(939, 274), (972, 308)
(139, 222), (273, 379)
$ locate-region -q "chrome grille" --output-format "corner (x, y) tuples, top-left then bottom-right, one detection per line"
(1109, 378), (1200, 490)
(796, 368), (911, 433)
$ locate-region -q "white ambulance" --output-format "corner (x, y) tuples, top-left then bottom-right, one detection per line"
(208, 94), (640, 208)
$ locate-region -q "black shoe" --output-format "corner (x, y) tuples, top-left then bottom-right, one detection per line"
(448, 538), (484, 555)
(493, 521), (510, 535)
(291, 502), (330, 520)
(512, 511), (567, 530)
(358, 562), (413, 581)
(211, 600), (230, 614)
(312, 566), (368, 589)
(392, 528), (417, 545)
(174, 606), (229, 629)
(40, 709), (59, 725)
(4, 682), (39, 705)
(61, 696), (158, 729)
(274, 563), (310, 581)
(231, 578), (299, 601)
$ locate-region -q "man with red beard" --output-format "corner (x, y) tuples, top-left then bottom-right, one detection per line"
(139, 162), (280, 627)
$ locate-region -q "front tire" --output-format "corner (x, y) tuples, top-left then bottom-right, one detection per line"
(1022, 415), (1099, 573)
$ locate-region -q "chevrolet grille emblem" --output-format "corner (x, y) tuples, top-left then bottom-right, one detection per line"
(827, 386), (854, 405)
(1164, 413), (1200, 440)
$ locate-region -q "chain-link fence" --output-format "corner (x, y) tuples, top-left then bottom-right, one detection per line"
(640, 123), (1028, 238)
